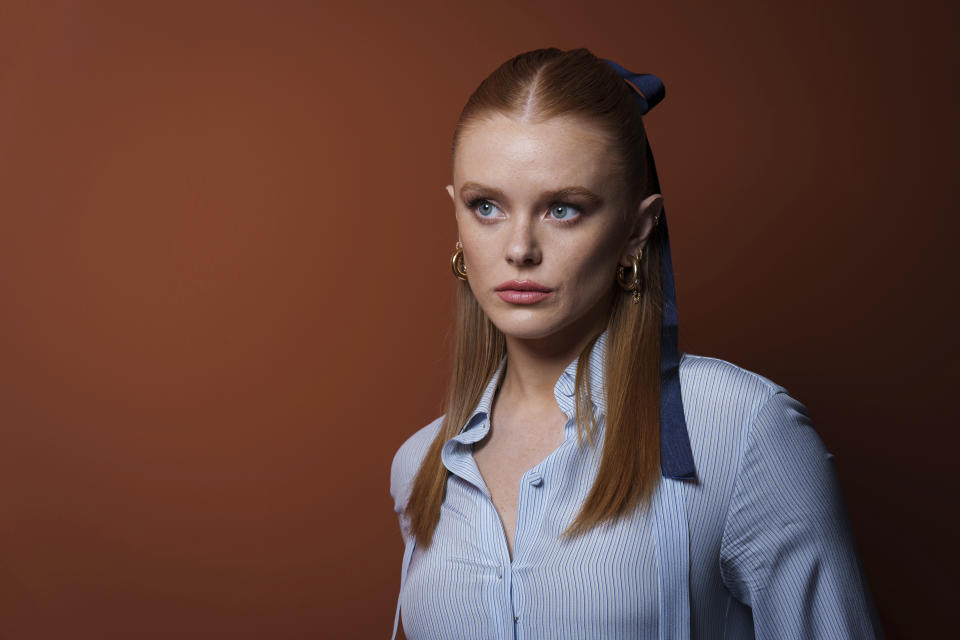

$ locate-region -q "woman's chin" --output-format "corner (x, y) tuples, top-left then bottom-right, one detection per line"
(485, 309), (583, 343)
(488, 316), (560, 342)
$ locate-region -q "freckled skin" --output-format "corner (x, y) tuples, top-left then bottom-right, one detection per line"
(447, 114), (662, 347)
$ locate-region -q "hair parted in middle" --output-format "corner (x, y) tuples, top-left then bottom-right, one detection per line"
(405, 47), (666, 548)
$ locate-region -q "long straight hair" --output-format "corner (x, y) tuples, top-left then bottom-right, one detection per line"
(405, 48), (665, 547)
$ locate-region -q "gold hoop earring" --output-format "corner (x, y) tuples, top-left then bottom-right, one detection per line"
(451, 241), (468, 281)
(616, 249), (643, 304)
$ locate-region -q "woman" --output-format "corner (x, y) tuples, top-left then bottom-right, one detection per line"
(389, 48), (882, 639)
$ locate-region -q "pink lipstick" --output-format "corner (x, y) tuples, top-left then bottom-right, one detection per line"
(494, 280), (554, 305)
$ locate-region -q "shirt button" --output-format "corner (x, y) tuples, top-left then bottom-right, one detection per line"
(497, 567), (503, 580)
(529, 472), (543, 487)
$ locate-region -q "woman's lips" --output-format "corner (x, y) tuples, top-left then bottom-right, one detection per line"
(496, 290), (553, 304)
(494, 280), (554, 305)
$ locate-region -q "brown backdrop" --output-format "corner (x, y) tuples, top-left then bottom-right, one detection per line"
(0, 1), (955, 638)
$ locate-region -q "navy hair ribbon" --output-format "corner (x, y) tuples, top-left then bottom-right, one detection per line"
(602, 59), (697, 482)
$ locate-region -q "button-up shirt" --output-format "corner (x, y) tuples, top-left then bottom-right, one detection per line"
(390, 331), (882, 638)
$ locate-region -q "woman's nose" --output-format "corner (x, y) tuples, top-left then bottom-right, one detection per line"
(504, 217), (542, 266)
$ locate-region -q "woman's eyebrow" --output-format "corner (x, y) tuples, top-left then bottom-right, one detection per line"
(459, 182), (504, 199)
(459, 182), (604, 206)
(547, 186), (605, 206)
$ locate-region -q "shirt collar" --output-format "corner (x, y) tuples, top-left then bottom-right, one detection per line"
(456, 331), (609, 442)
(450, 329), (696, 480)
(550, 330), (608, 422)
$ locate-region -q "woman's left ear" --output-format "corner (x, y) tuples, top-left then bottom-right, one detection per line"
(622, 193), (663, 263)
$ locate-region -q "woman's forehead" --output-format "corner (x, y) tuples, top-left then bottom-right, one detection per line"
(453, 114), (619, 194)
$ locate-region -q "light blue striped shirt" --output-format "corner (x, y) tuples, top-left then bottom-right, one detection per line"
(390, 331), (882, 638)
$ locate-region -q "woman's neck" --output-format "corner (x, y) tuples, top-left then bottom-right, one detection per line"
(499, 312), (607, 410)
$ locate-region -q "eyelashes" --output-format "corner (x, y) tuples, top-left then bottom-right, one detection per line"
(468, 198), (502, 219)
(465, 198), (583, 225)
(547, 204), (579, 222)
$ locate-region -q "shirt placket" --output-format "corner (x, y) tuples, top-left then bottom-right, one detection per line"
(442, 418), (516, 639)
(510, 448), (556, 639)
(441, 361), (588, 640)
(455, 424), (569, 639)
(508, 368), (579, 640)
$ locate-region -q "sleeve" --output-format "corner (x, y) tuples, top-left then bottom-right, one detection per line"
(719, 390), (884, 639)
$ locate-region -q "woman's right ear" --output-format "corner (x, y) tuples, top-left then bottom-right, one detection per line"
(446, 185), (458, 220)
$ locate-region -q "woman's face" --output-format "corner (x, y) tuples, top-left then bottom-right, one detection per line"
(447, 113), (662, 345)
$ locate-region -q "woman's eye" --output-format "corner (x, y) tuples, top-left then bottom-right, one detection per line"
(548, 204), (581, 221)
(470, 199), (502, 218)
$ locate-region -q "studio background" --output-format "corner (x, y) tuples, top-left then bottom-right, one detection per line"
(0, 1), (954, 638)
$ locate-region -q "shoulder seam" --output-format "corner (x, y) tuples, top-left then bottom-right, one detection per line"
(681, 353), (786, 396)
